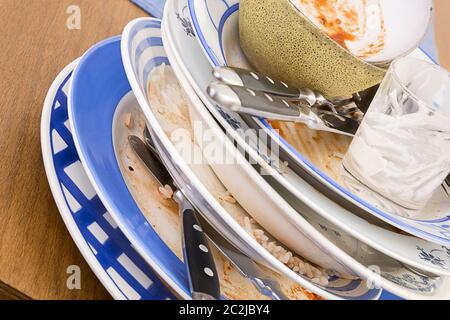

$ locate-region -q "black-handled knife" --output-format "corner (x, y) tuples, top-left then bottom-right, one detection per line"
(181, 208), (220, 300)
(128, 135), (220, 300)
(142, 128), (288, 300)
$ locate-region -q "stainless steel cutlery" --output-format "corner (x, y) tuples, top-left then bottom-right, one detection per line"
(208, 66), (380, 136)
(208, 81), (360, 136)
(212, 66), (378, 113)
(129, 135), (220, 300)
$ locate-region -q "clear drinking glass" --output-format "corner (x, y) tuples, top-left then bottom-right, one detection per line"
(342, 57), (450, 218)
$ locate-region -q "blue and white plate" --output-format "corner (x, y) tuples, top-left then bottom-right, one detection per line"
(186, 0), (450, 247)
(40, 60), (175, 300)
(66, 36), (192, 300)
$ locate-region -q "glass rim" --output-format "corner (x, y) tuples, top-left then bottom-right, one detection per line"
(390, 57), (450, 119)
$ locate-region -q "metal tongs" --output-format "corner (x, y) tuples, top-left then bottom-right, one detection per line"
(207, 67), (450, 196)
(207, 66), (379, 136)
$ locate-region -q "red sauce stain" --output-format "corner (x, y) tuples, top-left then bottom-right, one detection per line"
(313, 0), (360, 50)
(330, 32), (356, 50)
(296, 0), (385, 59)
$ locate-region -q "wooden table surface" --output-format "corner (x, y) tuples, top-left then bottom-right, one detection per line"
(0, 0), (448, 301)
(0, 0), (147, 300)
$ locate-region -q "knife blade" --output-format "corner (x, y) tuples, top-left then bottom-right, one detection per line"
(128, 135), (220, 300)
(129, 135), (173, 189)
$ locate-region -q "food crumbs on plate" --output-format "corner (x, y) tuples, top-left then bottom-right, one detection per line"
(243, 218), (330, 285)
(157, 107), (166, 115)
(312, 134), (322, 143)
(219, 191), (237, 204)
(279, 161), (289, 175)
(124, 112), (132, 128)
(137, 120), (144, 131)
(223, 260), (233, 277)
(331, 151), (345, 159)
(158, 184), (174, 200)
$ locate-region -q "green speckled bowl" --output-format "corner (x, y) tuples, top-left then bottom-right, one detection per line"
(239, 0), (387, 98)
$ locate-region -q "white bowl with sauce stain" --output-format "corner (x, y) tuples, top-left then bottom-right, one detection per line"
(291, 0), (433, 65)
(239, 0), (432, 97)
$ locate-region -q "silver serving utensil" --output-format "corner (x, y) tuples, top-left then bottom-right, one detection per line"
(207, 82), (360, 136)
(212, 66), (379, 114)
(143, 127), (289, 300)
(213, 66), (332, 105)
(129, 135), (220, 300)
